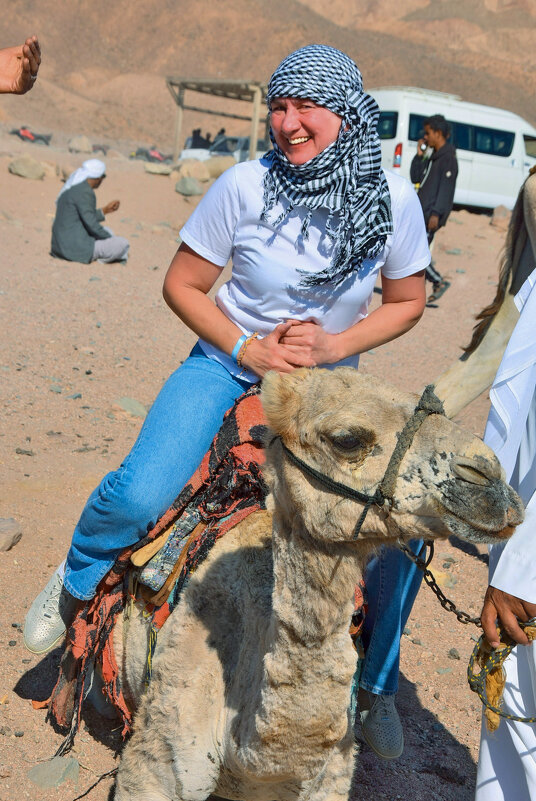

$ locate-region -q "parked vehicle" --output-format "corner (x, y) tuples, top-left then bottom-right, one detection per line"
(369, 86), (536, 209)
(180, 135), (270, 163)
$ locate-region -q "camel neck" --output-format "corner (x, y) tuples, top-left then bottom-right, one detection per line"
(236, 512), (360, 776)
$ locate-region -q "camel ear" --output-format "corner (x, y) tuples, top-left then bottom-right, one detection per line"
(261, 369), (310, 440)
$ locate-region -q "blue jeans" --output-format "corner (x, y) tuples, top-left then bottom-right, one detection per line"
(359, 540), (424, 696)
(64, 346), (253, 600)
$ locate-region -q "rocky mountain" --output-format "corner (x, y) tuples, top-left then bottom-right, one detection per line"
(1, 0), (534, 146)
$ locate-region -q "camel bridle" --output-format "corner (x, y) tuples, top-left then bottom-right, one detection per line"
(274, 384), (445, 540)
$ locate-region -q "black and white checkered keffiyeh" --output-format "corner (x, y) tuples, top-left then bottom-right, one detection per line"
(262, 44), (393, 287)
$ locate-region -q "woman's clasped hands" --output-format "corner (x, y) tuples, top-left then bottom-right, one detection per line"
(240, 319), (340, 377)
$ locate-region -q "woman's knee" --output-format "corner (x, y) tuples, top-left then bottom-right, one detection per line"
(83, 469), (167, 534)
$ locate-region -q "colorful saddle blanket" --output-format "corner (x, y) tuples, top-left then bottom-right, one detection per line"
(48, 385), (269, 748)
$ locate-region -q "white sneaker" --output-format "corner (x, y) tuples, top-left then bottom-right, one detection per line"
(23, 567), (77, 654)
(358, 688), (404, 760)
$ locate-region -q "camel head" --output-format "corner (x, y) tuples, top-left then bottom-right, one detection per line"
(261, 368), (523, 552)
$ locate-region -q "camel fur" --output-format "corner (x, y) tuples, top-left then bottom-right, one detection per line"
(112, 368), (523, 801)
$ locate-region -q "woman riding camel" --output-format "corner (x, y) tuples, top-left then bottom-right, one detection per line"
(24, 45), (429, 760)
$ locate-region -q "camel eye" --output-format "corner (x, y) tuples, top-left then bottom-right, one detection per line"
(330, 431), (367, 452)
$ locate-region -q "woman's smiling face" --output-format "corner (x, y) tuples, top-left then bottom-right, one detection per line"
(269, 97), (343, 165)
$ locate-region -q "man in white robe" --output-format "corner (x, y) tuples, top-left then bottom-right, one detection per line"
(476, 269), (536, 801)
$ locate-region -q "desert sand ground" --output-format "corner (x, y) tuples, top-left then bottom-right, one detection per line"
(0, 128), (514, 800)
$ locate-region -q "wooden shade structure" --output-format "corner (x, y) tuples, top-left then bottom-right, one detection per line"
(165, 78), (269, 161)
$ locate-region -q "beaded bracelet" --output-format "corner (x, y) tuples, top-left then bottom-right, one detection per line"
(237, 332), (259, 368)
(230, 334), (248, 363)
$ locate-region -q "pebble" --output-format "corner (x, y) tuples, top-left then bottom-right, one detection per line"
(436, 666), (452, 675)
(403, 626), (411, 635)
(67, 393), (82, 400)
(8, 641), (16, 647)
(115, 396), (147, 418)
(446, 248), (463, 255)
(49, 385), (62, 393)
(411, 638), (423, 646)
(433, 691), (440, 700)
(456, 268), (466, 273)
(89, 275), (101, 282)
(14, 730), (24, 737)
(448, 647), (461, 660)
(27, 756), (79, 789)
(0, 519), (22, 552)
(15, 447), (35, 456)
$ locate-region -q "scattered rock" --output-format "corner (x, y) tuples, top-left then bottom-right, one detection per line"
(0, 518), (22, 552)
(49, 384), (62, 393)
(15, 447), (35, 456)
(144, 162), (172, 175)
(27, 756), (79, 789)
(436, 666), (452, 675)
(0, 765), (12, 778)
(411, 637), (423, 646)
(175, 176), (204, 196)
(67, 392), (82, 399)
(490, 204), (511, 231)
(448, 647), (461, 660)
(114, 397), (147, 417)
(204, 155), (236, 178)
(8, 155), (46, 180)
(433, 691), (440, 700)
(445, 247), (462, 255)
(68, 135), (93, 154)
(14, 730), (24, 737)
(175, 158), (210, 182)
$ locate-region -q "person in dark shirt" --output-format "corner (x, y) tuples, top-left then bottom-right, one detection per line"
(51, 159), (129, 264)
(410, 114), (458, 303)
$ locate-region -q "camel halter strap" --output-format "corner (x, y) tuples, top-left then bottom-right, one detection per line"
(275, 384), (445, 539)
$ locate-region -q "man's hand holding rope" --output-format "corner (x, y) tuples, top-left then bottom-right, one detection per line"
(480, 586), (536, 648)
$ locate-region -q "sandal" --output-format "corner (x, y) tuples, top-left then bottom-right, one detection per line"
(427, 279), (450, 303)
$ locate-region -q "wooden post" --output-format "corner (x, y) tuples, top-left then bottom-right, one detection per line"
(172, 86), (185, 163)
(248, 85), (262, 161)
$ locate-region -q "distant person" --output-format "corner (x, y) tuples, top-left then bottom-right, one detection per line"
(51, 159), (129, 264)
(0, 35), (41, 94)
(410, 114), (458, 303)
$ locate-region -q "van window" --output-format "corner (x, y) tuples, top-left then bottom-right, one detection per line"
(408, 113), (514, 157)
(524, 135), (536, 158)
(474, 127), (514, 157)
(377, 111), (398, 139)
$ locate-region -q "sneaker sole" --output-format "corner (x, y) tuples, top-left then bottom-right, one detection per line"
(23, 628), (67, 655)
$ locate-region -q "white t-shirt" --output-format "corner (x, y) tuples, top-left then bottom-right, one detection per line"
(180, 158), (430, 382)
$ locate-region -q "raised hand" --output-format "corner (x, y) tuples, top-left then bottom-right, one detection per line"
(102, 200), (120, 214)
(0, 36), (41, 95)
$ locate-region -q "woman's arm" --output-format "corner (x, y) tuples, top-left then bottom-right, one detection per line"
(277, 270), (426, 365)
(163, 244), (308, 375)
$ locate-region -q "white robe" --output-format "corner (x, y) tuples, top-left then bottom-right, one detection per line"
(476, 270), (536, 801)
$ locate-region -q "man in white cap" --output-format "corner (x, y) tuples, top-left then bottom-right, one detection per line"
(51, 159), (129, 264)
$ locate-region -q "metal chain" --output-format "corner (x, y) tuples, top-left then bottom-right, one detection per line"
(396, 539), (482, 627)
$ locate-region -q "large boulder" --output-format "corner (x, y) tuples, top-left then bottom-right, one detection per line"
(490, 204), (511, 231)
(175, 176), (204, 196)
(204, 156), (236, 179)
(144, 163), (172, 175)
(174, 158), (211, 183)
(8, 155), (46, 180)
(68, 135), (93, 154)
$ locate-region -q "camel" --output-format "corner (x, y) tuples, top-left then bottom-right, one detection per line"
(112, 367), (523, 801)
(435, 170), (536, 418)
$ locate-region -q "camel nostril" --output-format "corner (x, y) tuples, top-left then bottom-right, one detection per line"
(450, 457), (491, 486)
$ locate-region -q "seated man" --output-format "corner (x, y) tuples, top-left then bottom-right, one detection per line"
(51, 159), (129, 264)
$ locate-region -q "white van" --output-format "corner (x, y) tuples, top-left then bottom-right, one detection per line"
(368, 86), (536, 210)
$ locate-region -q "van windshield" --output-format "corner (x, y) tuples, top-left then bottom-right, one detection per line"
(408, 113), (514, 157)
(524, 135), (536, 159)
(377, 111), (398, 139)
